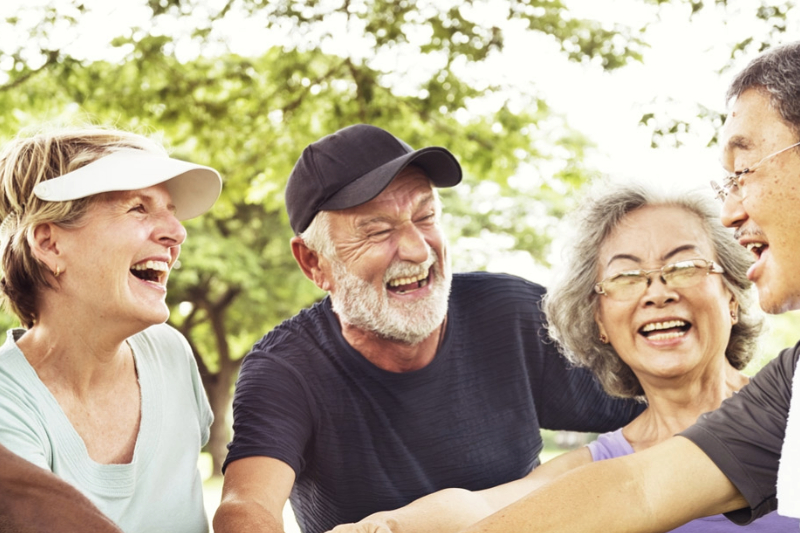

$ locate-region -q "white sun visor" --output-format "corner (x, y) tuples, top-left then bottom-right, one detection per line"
(32, 149), (222, 220)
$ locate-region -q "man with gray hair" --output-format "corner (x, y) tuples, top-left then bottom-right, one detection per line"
(450, 40), (800, 533)
(213, 124), (641, 533)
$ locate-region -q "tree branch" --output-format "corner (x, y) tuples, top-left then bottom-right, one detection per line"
(0, 50), (60, 93)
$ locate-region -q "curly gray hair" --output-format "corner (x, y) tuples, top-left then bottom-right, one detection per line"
(544, 183), (762, 400)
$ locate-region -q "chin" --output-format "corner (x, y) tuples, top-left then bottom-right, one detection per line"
(135, 307), (171, 329)
(757, 284), (800, 314)
(764, 296), (800, 314)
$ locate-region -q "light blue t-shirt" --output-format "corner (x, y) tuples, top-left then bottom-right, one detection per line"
(0, 324), (213, 533)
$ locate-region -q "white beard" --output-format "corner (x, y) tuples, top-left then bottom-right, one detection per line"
(329, 247), (451, 345)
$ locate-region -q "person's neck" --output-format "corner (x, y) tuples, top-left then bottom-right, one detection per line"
(16, 317), (136, 398)
(340, 318), (446, 373)
(624, 361), (749, 451)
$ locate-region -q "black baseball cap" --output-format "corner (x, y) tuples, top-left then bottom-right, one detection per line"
(285, 124), (462, 234)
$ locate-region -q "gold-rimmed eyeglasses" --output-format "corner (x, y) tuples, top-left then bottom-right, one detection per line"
(594, 259), (724, 301)
(711, 141), (800, 202)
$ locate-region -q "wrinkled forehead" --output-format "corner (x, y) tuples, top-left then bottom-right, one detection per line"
(720, 88), (795, 165)
(357, 169), (435, 211)
(720, 97), (758, 160)
(598, 206), (712, 271)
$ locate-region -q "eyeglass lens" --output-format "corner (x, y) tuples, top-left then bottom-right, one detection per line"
(600, 261), (712, 300)
(711, 140), (800, 201)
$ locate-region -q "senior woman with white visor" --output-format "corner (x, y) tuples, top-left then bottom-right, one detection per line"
(0, 127), (221, 533)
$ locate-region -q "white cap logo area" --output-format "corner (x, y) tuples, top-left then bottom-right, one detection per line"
(33, 149), (222, 220)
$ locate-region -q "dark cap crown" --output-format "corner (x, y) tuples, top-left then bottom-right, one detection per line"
(286, 124), (462, 234)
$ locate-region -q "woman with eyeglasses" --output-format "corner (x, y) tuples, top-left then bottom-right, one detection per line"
(325, 183), (797, 533)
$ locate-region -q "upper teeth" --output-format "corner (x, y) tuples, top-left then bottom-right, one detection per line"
(746, 243), (764, 252)
(388, 271), (428, 287)
(642, 320), (686, 332)
(131, 260), (169, 272)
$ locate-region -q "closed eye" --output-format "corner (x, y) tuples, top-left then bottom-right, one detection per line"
(414, 213), (437, 226)
(128, 203), (146, 214)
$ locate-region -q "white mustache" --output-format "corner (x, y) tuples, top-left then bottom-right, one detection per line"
(382, 248), (438, 284)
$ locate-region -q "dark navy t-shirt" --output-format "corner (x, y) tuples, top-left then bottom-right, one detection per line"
(682, 344), (800, 525)
(224, 272), (641, 533)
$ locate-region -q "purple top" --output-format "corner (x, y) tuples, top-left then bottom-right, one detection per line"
(588, 429), (799, 531)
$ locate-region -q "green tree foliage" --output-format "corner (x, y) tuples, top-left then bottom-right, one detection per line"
(636, 0), (795, 148)
(0, 0), (737, 474)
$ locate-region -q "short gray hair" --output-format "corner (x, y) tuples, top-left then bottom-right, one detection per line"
(544, 183), (762, 400)
(300, 210), (335, 259)
(728, 41), (800, 136)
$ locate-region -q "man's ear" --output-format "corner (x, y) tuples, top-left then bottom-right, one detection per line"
(28, 223), (61, 271)
(291, 236), (332, 291)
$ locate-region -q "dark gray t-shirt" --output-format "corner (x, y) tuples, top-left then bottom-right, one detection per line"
(224, 272), (642, 533)
(681, 343), (799, 524)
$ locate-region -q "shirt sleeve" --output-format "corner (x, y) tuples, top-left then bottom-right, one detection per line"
(222, 351), (316, 475)
(680, 345), (799, 524)
(527, 285), (644, 432)
(0, 394), (51, 471)
(534, 350), (644, 431)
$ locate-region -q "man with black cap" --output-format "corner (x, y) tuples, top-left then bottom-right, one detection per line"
(214, 124), (640, 533)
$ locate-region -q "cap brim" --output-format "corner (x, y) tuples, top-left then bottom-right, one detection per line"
(32, 150), (222, 220)
(320, 146), (462, 211)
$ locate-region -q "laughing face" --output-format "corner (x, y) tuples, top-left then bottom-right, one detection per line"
(594, 206), (737, 388)
(720, 88), (800, 313)
(54, 183), (185, 330)
(321, 166), (451, 345)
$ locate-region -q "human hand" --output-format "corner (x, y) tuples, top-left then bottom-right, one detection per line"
(325, 516), (396, 533)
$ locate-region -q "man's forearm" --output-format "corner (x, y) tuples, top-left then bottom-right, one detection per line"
(0, 445), (122, 533)
(462, 461), (672, 533)
(213, 499), (287, 533)
(460, 438), (746, 533)
(326, 488), (498, 533)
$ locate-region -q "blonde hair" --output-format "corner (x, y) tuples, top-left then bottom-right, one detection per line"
(0, 126), (166, 327)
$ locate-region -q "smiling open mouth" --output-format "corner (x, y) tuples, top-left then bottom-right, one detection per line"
(130, 260), (168, 283)
(746, 242), (767, 259)
(386, 270), (430, 294)
(639, 320), (691, 341)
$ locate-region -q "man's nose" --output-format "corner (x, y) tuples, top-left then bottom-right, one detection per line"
(396, 223), (429, 264)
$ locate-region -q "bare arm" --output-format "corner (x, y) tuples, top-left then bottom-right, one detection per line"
(214, 456), (296, 533)
(462, 436), (747, 533)
(0, 444), (123, 533)
(326, 448), (593, 533)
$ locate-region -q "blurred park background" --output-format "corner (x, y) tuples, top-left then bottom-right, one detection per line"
(2, 0), (800, 529)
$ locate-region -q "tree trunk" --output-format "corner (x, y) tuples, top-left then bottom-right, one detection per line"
(206, 372), (235, 477)
(203, 286), (243, 477)
(178, 285), (244, 478)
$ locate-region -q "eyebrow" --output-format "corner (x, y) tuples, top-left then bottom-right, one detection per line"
(606, 244), (703, 268)
(355, 215), (391, 230)
(725, 134), (755, 152)
(354, 191), (436, 230)
(114, 190), (177, 214)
